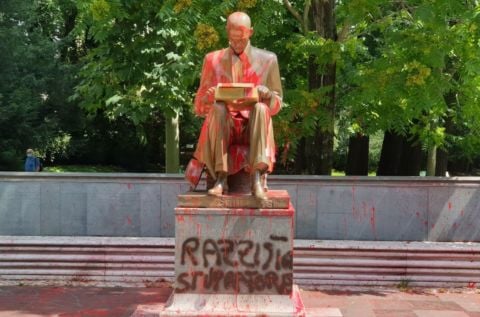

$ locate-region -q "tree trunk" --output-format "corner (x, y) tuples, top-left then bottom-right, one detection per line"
(294, 137), (307, 174)
(284, 0), (336, 175)
(305, 54), (321, 174)
(60, 5), (78, 63)
(436, 95), (455, 176)
(398, 134), (422, 176)
(303, 135), (317, 174)
(426, 144), (437, 176)
(165, 111), (179, 173)
(309, 0), (336, 175)
(377, 130), (404, 176)
(346, 133), (369, 175)
(436, 148), (448, 176)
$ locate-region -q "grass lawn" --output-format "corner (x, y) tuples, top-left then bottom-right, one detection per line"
(332, 170), (377, 176)
(44, 165), (126, 173)
(44, 165), (377, 176)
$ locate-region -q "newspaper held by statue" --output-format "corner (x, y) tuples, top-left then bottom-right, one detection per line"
(215, 83), (259, 112)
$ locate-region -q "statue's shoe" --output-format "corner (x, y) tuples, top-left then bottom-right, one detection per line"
(252, 182), (267, 200)
(208, 183), (228, 196)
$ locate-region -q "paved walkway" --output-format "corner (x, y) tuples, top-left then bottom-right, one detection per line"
(0, 285), (478, 317)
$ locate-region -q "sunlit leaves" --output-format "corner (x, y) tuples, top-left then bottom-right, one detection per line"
(194, 23), (220, 51)
(105, 94), (123, 106)
(337, 0), (480, 158)
(403, 61), (432, 86)
(236, 0), (257, 11)
(74, 0), (197, 127)
(90, 0), (110, 21)
(173, 0), (192, 13)
(72, 0), (480, 168)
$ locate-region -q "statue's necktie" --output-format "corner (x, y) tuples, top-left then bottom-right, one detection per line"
(238, 52), (249, 82)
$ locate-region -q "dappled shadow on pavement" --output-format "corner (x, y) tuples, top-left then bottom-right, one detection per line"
(300, 287), (480, 317)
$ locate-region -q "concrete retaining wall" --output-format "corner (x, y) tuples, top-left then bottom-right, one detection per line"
(0, 172), (479, 241)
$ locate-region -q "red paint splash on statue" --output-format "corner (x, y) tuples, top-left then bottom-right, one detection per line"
(189, 11), (282, 181)
(193, 47), (272, 175)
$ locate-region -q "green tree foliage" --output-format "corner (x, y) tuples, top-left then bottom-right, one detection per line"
(4, 0), (480, 175)
(73, 0), (203, 172)
(339, 0), (480, 174)
(75, 0), (197, 122)
(0, 0), (82, 170)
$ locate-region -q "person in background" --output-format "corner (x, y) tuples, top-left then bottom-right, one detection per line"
(24, 149), (40, 172)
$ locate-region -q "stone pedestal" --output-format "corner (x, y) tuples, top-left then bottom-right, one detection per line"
(132, 190), (305, 317)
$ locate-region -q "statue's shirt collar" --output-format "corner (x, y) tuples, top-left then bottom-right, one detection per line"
(229, 42), (252, 60)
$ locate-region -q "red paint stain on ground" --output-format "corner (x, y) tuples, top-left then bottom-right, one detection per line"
(127, 183), (132, 189)
(61, 309), (110, 316)
(0, 286), (172, 317)
(126, 216), (132, 225)
(448, 201), (452, 210)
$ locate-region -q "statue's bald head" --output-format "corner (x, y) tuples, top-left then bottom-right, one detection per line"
(226, 12), (253, 54)
(227, 12), (251, 30)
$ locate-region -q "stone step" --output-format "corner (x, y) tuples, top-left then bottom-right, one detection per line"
(0, 236), (478, 288)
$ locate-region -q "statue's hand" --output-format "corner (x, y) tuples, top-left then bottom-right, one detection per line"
(257, 85), (272, 99)
(205, 86), (216, 103)
(197, 86), (216, 115)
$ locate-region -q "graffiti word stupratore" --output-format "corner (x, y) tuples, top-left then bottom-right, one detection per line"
(176, 235), (292, 294)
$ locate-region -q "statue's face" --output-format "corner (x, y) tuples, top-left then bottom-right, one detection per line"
(228, 26), (251, 55)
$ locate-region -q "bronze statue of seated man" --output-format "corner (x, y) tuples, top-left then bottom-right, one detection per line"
(187, 11), (283, 200)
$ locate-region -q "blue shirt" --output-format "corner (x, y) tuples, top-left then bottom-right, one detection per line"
(25, 156), (39, 172)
